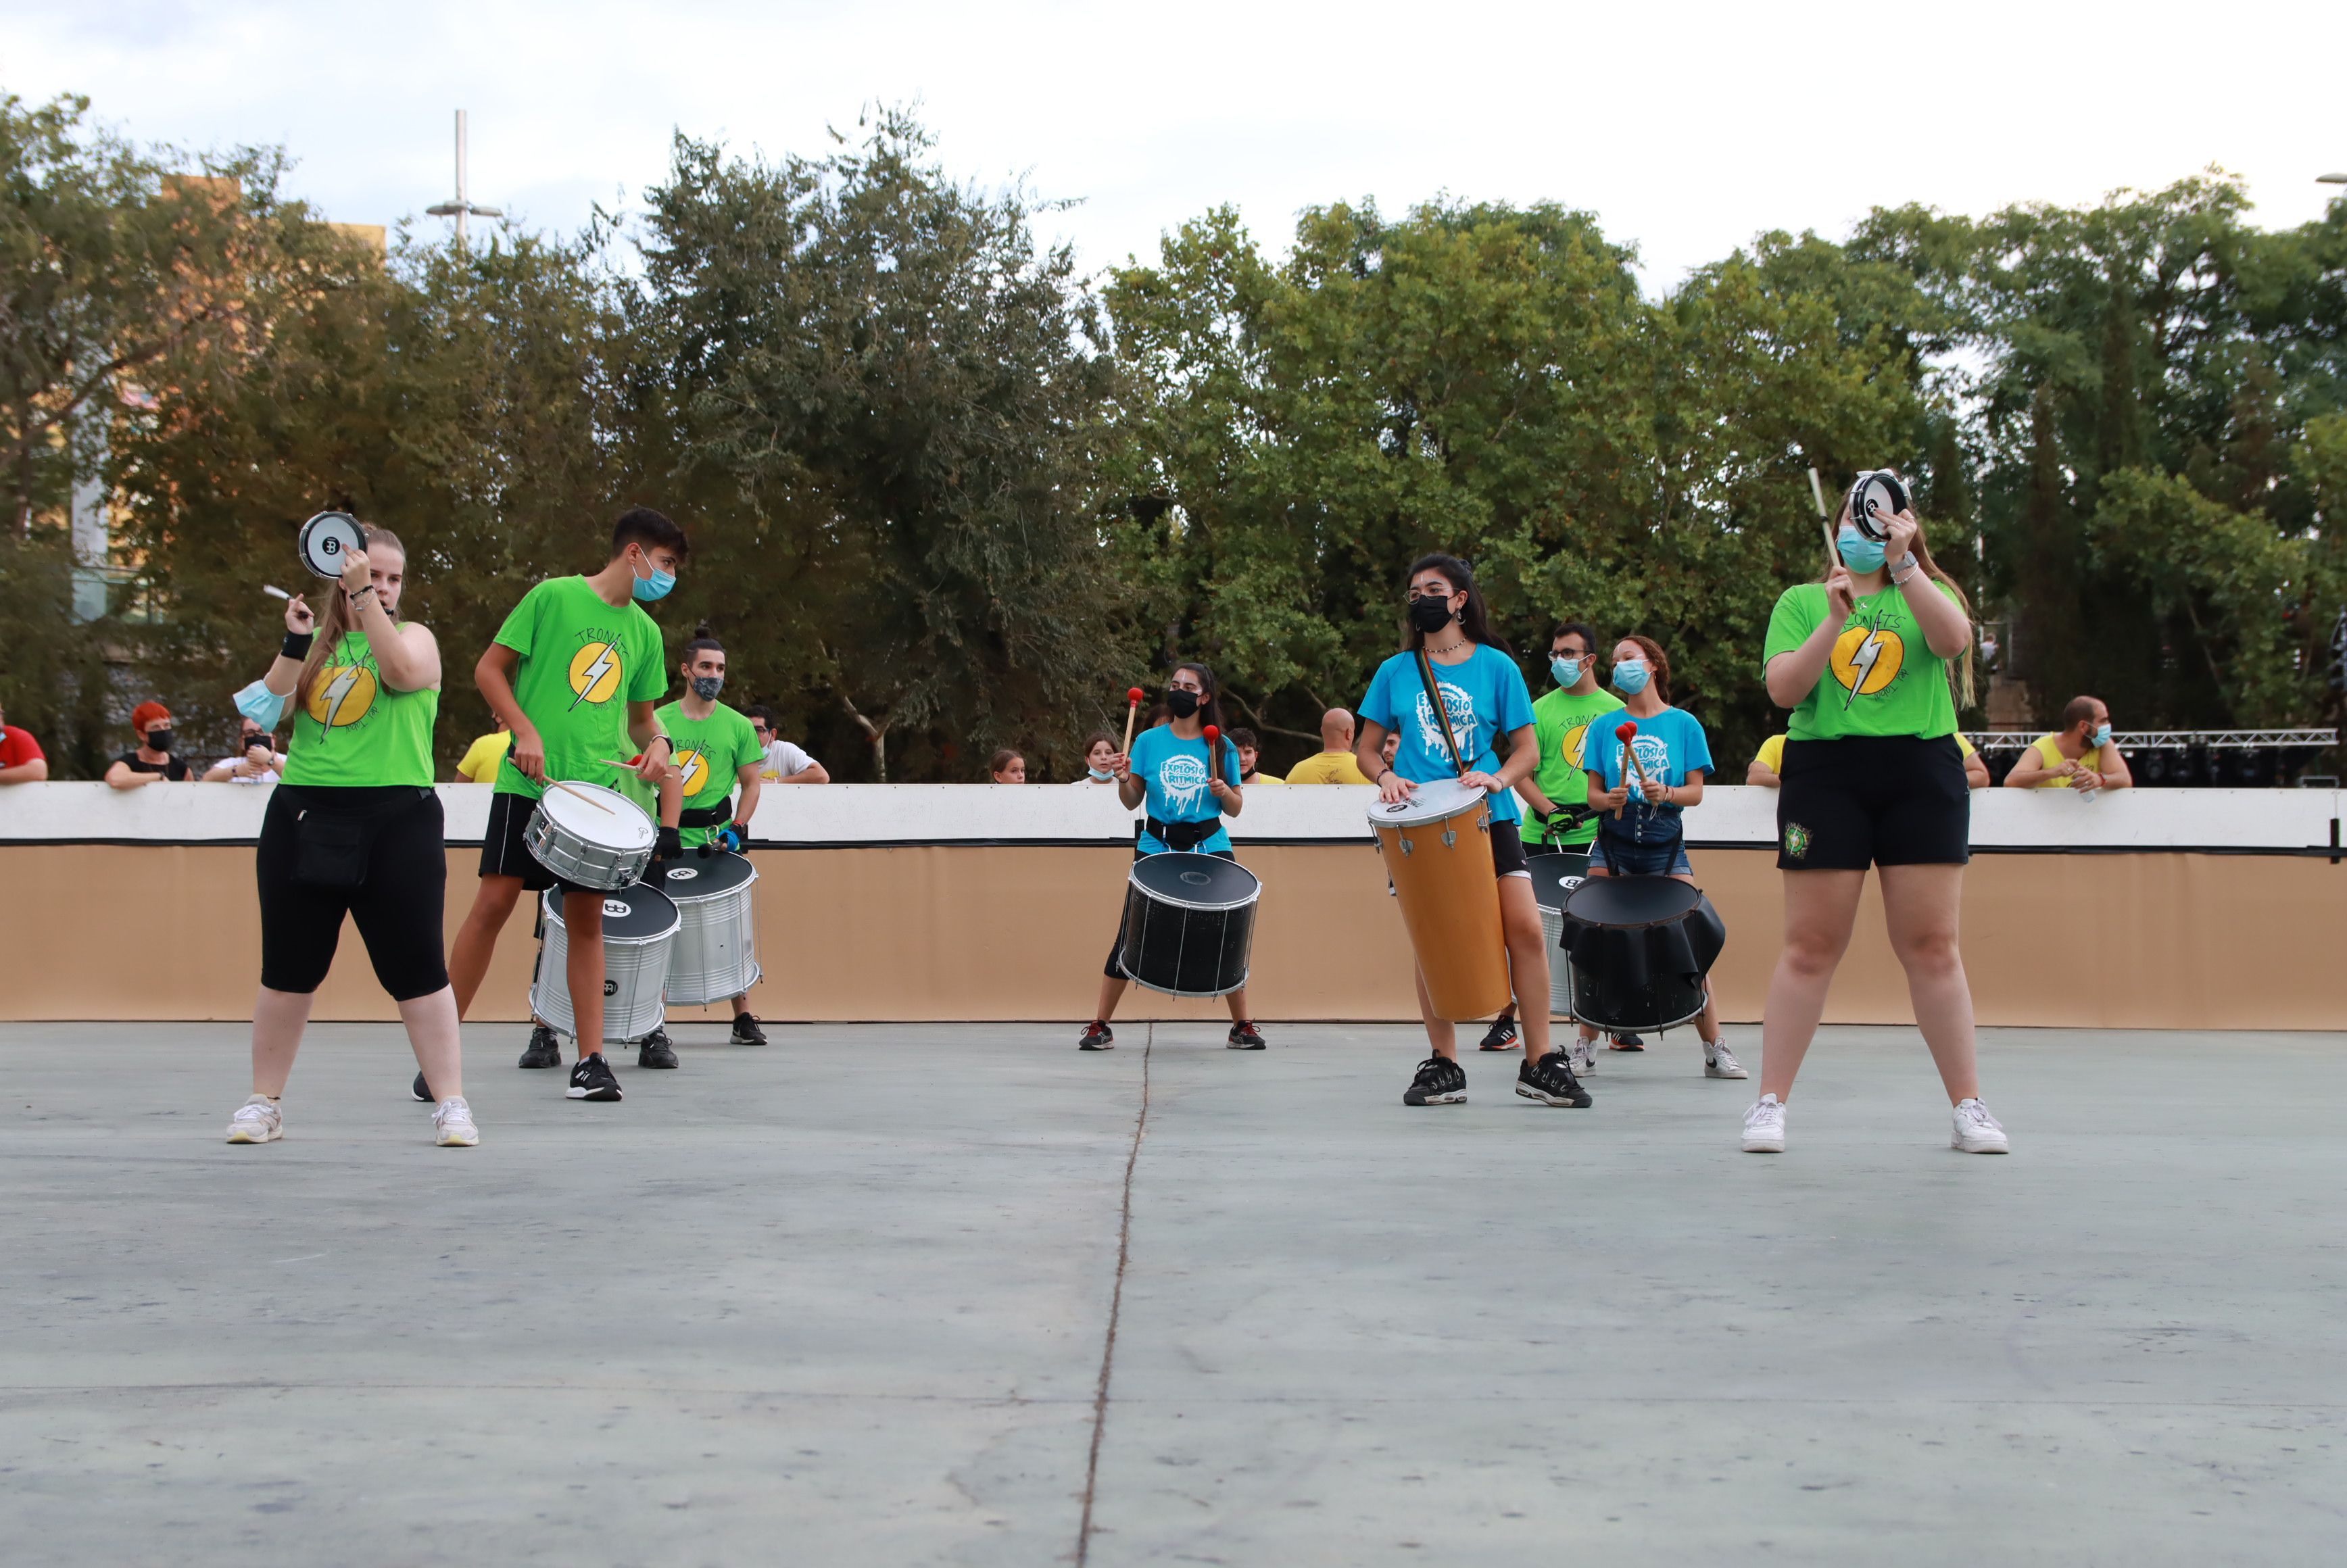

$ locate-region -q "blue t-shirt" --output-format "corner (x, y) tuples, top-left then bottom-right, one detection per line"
(1359, 644), (1536, 827)
(1128, 722), (1242, 854)
(1576, 704), (1714, 845)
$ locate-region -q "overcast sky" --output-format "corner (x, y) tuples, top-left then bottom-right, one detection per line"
(7, 0), (2344, 289)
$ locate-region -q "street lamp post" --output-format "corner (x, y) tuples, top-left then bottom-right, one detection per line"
(425, 109), (503, 246)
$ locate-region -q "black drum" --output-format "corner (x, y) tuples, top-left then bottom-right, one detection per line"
(1116, 852), (1261, 999)
(1556, 875), (1726, 1033)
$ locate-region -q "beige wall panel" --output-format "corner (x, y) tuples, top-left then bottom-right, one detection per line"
(1, 844), (2338, 1029)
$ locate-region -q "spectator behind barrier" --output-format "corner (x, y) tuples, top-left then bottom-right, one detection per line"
(2004, 695), (2132, 791)
(203, 718), (285, 784)
(454, 712), (510, 782)
(1284, 708), (1374, 785)
(989, 748), (1027, 783)
(1073, 731), (1119, 785)
(1228, 727), (1282, 785)
(746, 706), (830, 784)
(0, 699), (47, 783)
(104, 702), (191, 788)
(1749, 731), (1988, 789)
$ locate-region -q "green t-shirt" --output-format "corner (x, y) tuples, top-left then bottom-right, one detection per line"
(281, 627), (439, 789)
(1520, 685), (1625, 846)
(1764, 579), (1962, 741)
(490, 576), (668, 802)
(654, 697), (763, 848)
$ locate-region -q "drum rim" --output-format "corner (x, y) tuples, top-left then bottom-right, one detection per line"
(1113, 957), (1251, 1000)
(529, 789), (657, 848)
(1125, 852), (1261, 912)
(1365, 781), (1493, 829)
(1560, 875), (1703, 928)
(537, 885), (681, 941)
(296, 510), (366, 577)
(659, 854), (759, 900)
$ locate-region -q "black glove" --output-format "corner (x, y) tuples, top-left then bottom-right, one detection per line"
(654, 825), (683, 862)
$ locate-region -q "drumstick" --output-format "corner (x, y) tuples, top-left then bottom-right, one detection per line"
(262, 585), (291, 601)
(1121, 687), (1144, 754)
(1203, 723), (1221, 780)
(1614, 720), (1641, 818)
(548, 779), (614, 813)
(1810, 466), (1837, 560)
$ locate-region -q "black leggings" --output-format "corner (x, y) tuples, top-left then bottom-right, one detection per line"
(258, 785), (450, 1000)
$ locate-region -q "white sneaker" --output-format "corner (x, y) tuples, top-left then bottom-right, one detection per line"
(433, 1097), (479, 1148)
(226, 1096), (282, 1144)
(1952, 1098), (2008, 1154)
(1703, 1037), (1747, 1079)
(1741, 1095), (1785, 1152)
(1570, 1037), (1597, 1077)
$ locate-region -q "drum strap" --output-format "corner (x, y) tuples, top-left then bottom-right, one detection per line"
(1413, 649), (1470, 777)
(1140, 816), (1217, 852)
(678, 801), (733, 829)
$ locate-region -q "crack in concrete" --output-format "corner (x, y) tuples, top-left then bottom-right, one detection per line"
(1075, 1021), (1151, 1566)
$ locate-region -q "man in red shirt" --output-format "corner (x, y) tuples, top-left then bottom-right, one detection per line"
(0, 700), (48, 783)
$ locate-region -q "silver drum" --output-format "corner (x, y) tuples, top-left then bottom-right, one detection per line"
(1530, 850), (1592, 1019)
(655, 852), (761, 1007)
(531, 883), (679, 1044)
(523, 781), (656, 891)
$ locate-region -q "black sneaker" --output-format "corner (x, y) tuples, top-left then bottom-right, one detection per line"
(1403, 1055), (1468, 1106)
(1078, 1021), (1115, 1052)
(1516, 1048), (1593, 1108)
(1227, 1021), (1267, 1050)
(1477, 1015), (1521, 1051)
(1610, 1033), (1646, 1052)
(410, 1071), (432, 1103)
(566, 1053), (623, 1101)
(518, 1023), (562, 1069)
(730, 1013), (769, 1046)
(636, 1027), (679, 1070)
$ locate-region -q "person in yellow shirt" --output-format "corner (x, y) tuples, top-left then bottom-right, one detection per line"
(1228, 728), (1283, 785)
(453, 714), (510, 782)
(1282, 708), (1375, 785)
(1750, 729), (1989, 789)
(2003, 695), (2131, 790)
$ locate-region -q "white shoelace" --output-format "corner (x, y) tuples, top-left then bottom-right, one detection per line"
(1957, 1100), (2002, 1132)
(1745, 1098), (1784, 1129)
(231, 1099), (275, 1125)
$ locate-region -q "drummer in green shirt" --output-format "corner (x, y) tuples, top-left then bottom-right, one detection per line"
(1478, 620), (1630, 1058)
(654, 631), (769, 1045)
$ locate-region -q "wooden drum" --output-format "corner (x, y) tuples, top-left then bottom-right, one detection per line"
(1369, 779), (1513, 1021)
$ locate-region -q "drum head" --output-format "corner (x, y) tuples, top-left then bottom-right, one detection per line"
(1529, 852), (1591, 913)
(535, 783), (655, 851)
(1129, 851), (1260, 910)
(1367, 777), (1489, 829)
(660, 851), (756, 898)
(1846, 470), (1908, 543)
(543, 882), (678, 939)
(1563, 874), (1699, 928)
(297, 511), (367, 579)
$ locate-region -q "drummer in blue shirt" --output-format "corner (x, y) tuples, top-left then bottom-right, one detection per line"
(1075, 661), (1267, 1052)
(1577, 633), (1741, 1078)
(1355, 553), (1591, 1112)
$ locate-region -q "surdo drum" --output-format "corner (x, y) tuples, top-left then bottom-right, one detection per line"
(1116, 852), (1261, 999)
(656, 852), (762, 1006)
(531, 882), (680, 1045)
(1368, 778), (1512, 1021)
(1555, 875), (1726, 1034)
(1528, 850), (1593, 1019)
(523, 781), (656, 891)
(296, 510), (368, 579)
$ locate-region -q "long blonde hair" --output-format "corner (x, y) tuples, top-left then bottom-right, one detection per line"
(1820, 501), (1976, 712)
(295, 525), (404, 710)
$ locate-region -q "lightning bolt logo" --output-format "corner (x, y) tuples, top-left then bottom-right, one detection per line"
(568, 641), (623, 709)
(303, 664), (378, 735)
(1831, 622), (1905, 703)
(1844, 630), (1884, 709)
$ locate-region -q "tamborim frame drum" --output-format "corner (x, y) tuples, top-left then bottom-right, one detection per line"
(296, 510), (366, 579)
(531, 883), (679, 1045)
(1555, 876), (1726, 1034)
(1529, 851), (1593, 1019)
(657, 852), (761, 1006)
(1368, 779), (1512, 1021)
(523, 781), (656, 891)
(1116, 852), (1261, 999)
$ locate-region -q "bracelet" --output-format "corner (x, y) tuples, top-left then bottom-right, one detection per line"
(281, 631), (314, 659)
(347, 583), (379, 603)
(1377, 768), (1396, 786)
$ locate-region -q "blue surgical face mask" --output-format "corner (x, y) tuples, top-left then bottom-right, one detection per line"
(630, 552), (676, 602)
(233, 680), (288, 731)
(1088, 766), (1114, 781)
(1551, 656), (1582, 687)
(1837, 524), (1887, 574)
(1611, 660), (1650, 695)
(2089, 722), (2112, 748)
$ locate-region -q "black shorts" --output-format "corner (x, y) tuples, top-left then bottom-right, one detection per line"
(480, 789), (571, 891)
(1107, 846), (1238, 977)
(258, 785), (450, 1000)
(1776, 735), (1970, 871)
(1490, 830), (1529, 879)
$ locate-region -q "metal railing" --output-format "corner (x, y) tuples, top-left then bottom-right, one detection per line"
(1963, 729), (2338, 752)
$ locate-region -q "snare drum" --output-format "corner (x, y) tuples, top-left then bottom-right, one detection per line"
(1529, 850), (1592, 1019)
(1368, 779), (1511, 1021)
(523, 781), (655, 891)
(531, 883), (679, 1044)
(656, 852), (761, 1006)
(1116, 852), (1260, 998)
(1555, 875), (1726, 1033)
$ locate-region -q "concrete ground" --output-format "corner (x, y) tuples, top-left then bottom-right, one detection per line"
(3, 1022), (2344, 1567)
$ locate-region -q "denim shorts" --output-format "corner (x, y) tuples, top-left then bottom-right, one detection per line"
(1593, 833), (1693, 877)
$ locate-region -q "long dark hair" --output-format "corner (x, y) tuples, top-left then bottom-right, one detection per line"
(1149, 661), (1232, 739)
(297, 524), (404, 710)
(1403, 553), (1509, 653)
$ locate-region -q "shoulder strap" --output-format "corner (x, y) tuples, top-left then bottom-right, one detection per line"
(1413, 648), (1469, 777)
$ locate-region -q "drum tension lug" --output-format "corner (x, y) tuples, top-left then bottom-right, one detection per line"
(1399, 836), (1413, 856)
(1441, 828), (1456, 848)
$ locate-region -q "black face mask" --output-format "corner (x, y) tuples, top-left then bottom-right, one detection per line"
(1164, 689), (1201, 719)
(145, 729), (174, 753)
(1407, 595), (1457, 635)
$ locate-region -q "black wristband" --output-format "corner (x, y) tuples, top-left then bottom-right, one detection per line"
(282, 631), (314, 660)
